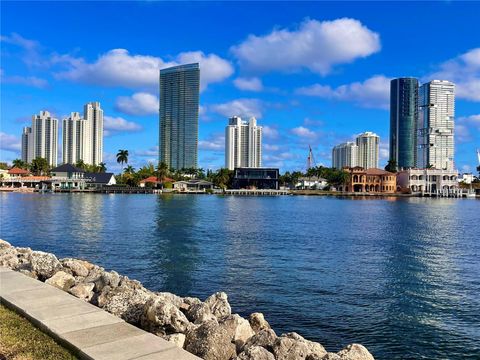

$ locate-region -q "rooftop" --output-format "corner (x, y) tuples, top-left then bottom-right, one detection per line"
(8, 167), (29, 175)
(51, 164), (84, 173)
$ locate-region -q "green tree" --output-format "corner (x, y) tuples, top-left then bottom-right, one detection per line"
(156, 162), (169, 182)
(385, 160), (397, 173)
(124, 165), (135, 174)
(290, 171), (303, 188)
(116, 150), (129, 169)
(0, 162), (9, 170)
(75, 159), (86, 170)
(98, 162), (107, 173)
(213, 168), (233, 189)
(12, 159), (28, 169)
(30, 157), (49, 176)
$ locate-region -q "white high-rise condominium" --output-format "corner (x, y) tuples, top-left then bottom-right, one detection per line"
(225, 116), (262, 170)
(356, 132), (379, 169)
(418, 80), (455, 170)
(21, 111), (58, 166)
(332, 142), (358, 170)
(63, 112), (87, 165)
(83, 101), (104, 165)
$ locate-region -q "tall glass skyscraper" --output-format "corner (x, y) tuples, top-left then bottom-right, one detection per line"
(389, 77), (418, 170)
(159, 63), (200, 170)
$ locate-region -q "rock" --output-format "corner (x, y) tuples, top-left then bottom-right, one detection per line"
(205, 292), (231, 319)
(45, 271), (75, 291)
(61, 258), (89, 277)
(84, 265), (105, 285)
(96, 270), (121, 292)
(317, 354), (341, 360)
(249, 313), (271, 333)
(30, 251), (62, 280)
(336, 344), (374, 360)
(273, 333), (326, 360)
(181, 296), (202, 312)
(0, 246), (19, 269)
(69, 282), (95, 301)
(186, 302), (216, 324)
(99, 281), (152, 324)
(236, 346), (275, 360)
(164, 333), (186, 348)
(243, 329), (277, 353)
(185, 319), (237, 360)
(155, 292), (183, 308)
(219, 314), (255, 352)
(18, 269), (38, 279)
(141, 295), (190, 335)
(0, 239), (12, 249)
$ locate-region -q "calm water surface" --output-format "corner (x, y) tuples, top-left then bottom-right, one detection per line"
(1, 193), (479, 359)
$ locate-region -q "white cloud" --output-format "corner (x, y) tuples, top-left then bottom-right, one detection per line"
(456, 114), (480, 143)
(0, 132), (21, 152)
(199, 134), (224, 151)
(263, 126), (280, 139)
(291, 126), (317, 138)
(115, 92), (159, 116)
(103, 116), (142, 136)
(264, 144), (280, 151)
(210, 98), (263, 119)
(55, 49), (233, 91)
(379, 141), (389, 162)
(0, 70), (48, 88)
(427, 48), (480, 101)
(233, 77), (264, 91)
(135, 146), (159, 157)
(231, 18), (380, 75)
(296, 75), (391, 109)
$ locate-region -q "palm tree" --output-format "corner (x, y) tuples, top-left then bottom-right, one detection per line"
(75, 159), (86, 170)
(12, 159), (28, 169)
(156, 162), (169, 182)
(124, 165), (135, 174)
(98, 162), (107, 173)
(116, 150), (129, 170)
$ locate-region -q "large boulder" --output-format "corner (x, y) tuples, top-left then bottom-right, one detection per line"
(249, 313), (271, 333)
(273, 333), (326, 360)
(155, 292), (183, 308)
(242, 329), (277, 353)
(205, 292), (231, 319)
(61, 258), (89, 277)
(336, 344), (374, 360)
(141, 295), (190, 335)
(98, 279), (152, 324)
(69, 282), (95, 302)
(186, 302), (217, 324)
(0, 246), (19, 269)
(185, 319), (237, 360)
(0, 239), (12, 249)
(181, 296), (202, 312)
(45, 271), (75, 291)
(219, 314), (255, 352)
(163, 333), (186, 348)
(30, 251), (62, 280)
(236, 346), (275, 360)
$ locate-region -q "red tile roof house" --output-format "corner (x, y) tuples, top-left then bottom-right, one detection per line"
(139, 176), (174, 188)
(7, 167), (30, 178)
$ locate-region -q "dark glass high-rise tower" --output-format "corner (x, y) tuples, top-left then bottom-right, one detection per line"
(389, 77), (418, 169)
(159, 63), (199, 170)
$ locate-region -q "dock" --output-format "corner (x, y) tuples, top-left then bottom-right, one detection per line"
(224, 189), (290, 196)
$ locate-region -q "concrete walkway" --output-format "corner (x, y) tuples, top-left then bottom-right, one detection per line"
(0, 267), (200, 360)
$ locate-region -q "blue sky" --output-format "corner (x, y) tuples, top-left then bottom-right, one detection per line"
(1, 1), (479, 173)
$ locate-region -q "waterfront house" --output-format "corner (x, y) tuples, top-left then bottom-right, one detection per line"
(232, 167), (279, 190)
(295, 176), (328, 190)
(338, 167), (397, 193)
(173, 179), (213, 192)
(84, 172), (116, 188)
(50, 164), (87, 190)
(8, 167), (30, 178)
(397, 169), (459, 197)
(139, 176), (174, 188)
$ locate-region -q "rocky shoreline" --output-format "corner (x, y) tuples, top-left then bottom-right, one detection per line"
(0, 239), (374, 360)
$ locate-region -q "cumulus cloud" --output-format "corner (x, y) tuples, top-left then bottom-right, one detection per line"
(456, 114), (480, 143)
(291, 126), (317, 139)
(0, 132), (21, 152)
(199, 133), (224, 151)
(233, 77), (264, 91)
(0, 33), (46, 67)
(263, 126), (280, 139)
(231, 18), (380, 75)
(103, 116), (142, 136)
(115, 92), (159, 116)
(427, 48), (480, 101)
(210, 98), (263, 119)
(296, 75), (391, 109)
(0, 70), (48, 88)
(135, 146), (159, 157)
(55, 49), (233, 91)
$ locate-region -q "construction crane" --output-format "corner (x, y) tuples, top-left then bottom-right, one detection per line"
(307, 145), (316, 170)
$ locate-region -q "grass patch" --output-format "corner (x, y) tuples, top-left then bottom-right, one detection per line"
(0, 304), (77, 360)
